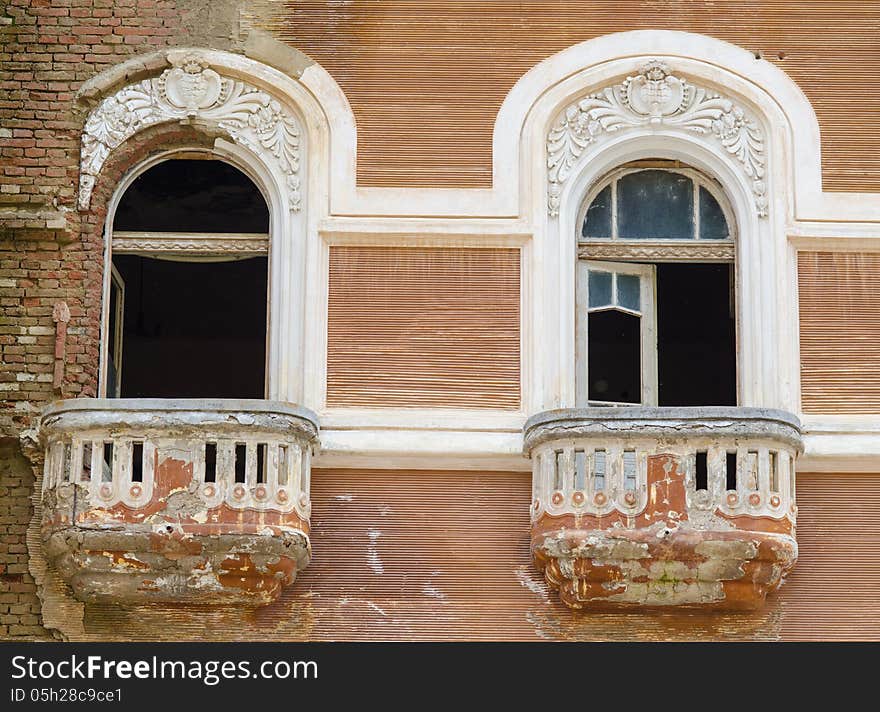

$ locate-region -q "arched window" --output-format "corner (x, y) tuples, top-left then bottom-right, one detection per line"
(576, 161), (737, 408)
(105, 158), (270, 399)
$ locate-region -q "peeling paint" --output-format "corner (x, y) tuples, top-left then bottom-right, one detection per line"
(366, 529), (384, 575)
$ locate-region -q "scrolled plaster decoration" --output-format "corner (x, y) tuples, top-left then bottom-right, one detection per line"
(79, 53), (302, 212)
(112, 234), (269, 254)
(577, 241), (736, 262)
(547, 60), (767, 218)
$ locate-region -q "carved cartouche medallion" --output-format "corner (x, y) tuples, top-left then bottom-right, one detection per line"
(547, 60), (766, 218)
(79, 53), (301, 213)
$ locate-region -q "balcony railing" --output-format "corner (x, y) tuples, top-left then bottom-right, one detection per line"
(524, 407), (802, 610)
(38, 399), (318, 606)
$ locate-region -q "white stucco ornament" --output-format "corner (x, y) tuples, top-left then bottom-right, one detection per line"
(547, 60), (767, 218)
(78, 53), (302, 212)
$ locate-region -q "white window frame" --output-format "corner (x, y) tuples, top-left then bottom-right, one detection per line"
(107, 264), (125, 398)
(101, 152), (272, 400)
(575, 164), (736, 409)
(576, 260), (657, 406)
(577, 165), (738, 262)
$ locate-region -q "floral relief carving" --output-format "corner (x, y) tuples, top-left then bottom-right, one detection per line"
(79, 54), (302, 212)
(547, 60), (767, 218)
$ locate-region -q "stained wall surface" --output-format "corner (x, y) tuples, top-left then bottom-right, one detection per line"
(60, 469), (880, 642)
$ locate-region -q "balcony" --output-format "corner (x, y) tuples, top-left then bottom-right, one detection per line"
(524, 407), (802, 610)
(37, 399), (318, 606)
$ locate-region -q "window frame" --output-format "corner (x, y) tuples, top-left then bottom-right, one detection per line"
(576, 165), (738, 263)
(575, 163), (737, 408)
(576, 260), (657, 407)
(100, 153), (272, 400)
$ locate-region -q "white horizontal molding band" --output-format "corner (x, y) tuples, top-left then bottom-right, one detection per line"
(313, 429), (528, 472)
(313, 420), (879, 474)
(319, 408), (525, 432)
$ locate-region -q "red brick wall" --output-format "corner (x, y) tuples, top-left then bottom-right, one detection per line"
(0, 439), (51, 639)
(0, 1), (253, 436)
(0, 0), (253, 639)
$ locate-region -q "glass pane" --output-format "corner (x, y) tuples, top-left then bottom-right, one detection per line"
(588, 270), (613, 308)
(582, 185), (612, 238)
(588, 310), (641, 403)
(699, 186), (730, 239)
(617, 170), (694, 240)
(617, 273), (640, 311)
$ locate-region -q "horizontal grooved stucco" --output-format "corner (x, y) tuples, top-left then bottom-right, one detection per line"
(251, 1), (880, 191)
(798, 252), (880, 414)
(326, 246), (521, 409)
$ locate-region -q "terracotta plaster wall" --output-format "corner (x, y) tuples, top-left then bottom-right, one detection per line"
(39, 469), (880, 642)
(798, 252), (880, 414)
(252, 0), (880, 191)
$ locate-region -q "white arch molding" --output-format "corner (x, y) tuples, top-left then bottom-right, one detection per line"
(518, 52), (801, 414)
(84, 47), (336, 406)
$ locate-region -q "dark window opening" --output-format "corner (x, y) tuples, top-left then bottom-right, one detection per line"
(204, 443), (217, 483)
(112, 255), (267, 399)
(131, 442), (143, 483)
(656, 263), (736, 406)
(588, 310), (640, 403)
(256, 443), (267, 484)
(114, 160), (269, 233)
(726, 452), (738, 490)
(234, 443), (247, 483)
(102, 442), (113, 482)
(695, 451), (708, 490)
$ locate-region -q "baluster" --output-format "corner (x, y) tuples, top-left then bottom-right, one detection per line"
(290, 443), (303, 499)
(70, 439), (83, 486)
(707, 446), (725, 503)
(267, 442), (280, 495)
(758, 448), (771, 499)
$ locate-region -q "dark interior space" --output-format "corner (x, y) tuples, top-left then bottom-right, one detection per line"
(113, 255), (268, 399)
(656, 263), (736, 406)
(588, 310), (641, 403)
(113, 159), (270, 233)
